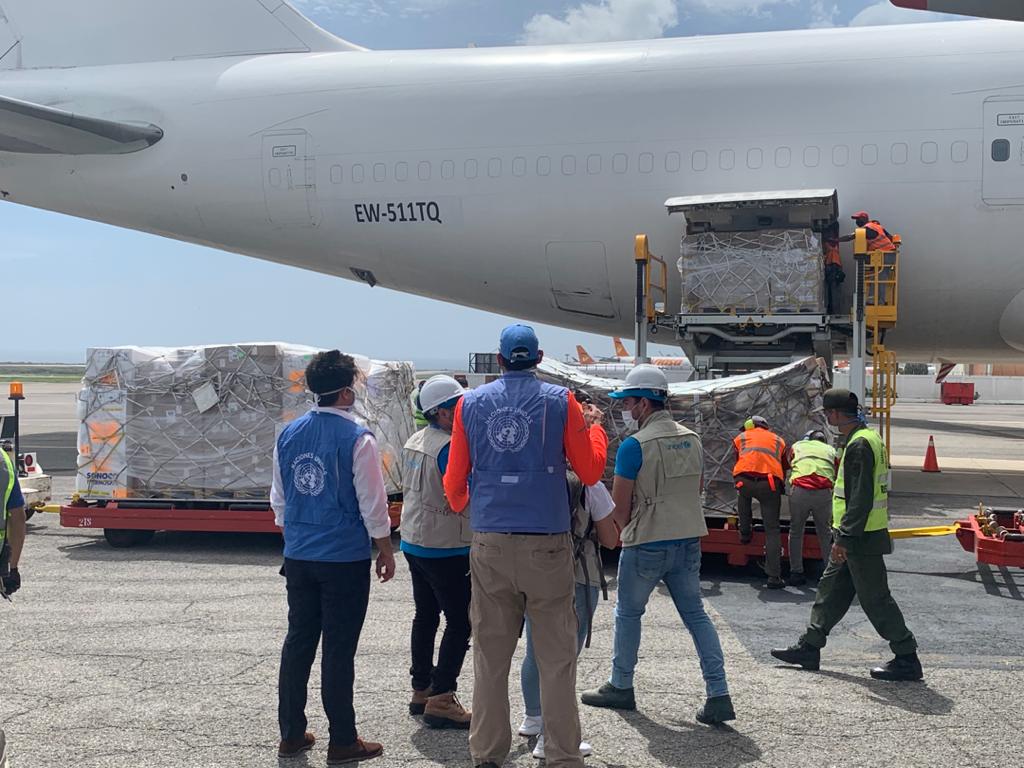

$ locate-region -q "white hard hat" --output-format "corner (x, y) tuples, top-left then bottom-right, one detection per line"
(418, 375), (466, 414)
(610, 364), (669, 401)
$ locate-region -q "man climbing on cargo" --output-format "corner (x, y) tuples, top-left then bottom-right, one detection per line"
(771, 388), (923, 681)
(732, 415), (789, 589)
(272, 350), (395, 764)
(822, 222), (844, 314)
(401, 375), (473, 730)
(786, 429), (839, 586)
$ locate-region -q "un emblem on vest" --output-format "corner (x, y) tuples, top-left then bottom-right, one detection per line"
(486, 407), (532, 453)
(292, 452), (327, 496)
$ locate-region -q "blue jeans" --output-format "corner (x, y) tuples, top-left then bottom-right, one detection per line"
(521, 582), (600, 717)
(610, 539), (728, 698)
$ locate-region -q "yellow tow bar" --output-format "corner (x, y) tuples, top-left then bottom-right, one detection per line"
(889, 524), (959, 539)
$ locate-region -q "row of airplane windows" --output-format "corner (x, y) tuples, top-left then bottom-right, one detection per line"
(325, 141), (973, 185)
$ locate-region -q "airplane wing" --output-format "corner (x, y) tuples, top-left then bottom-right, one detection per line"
(890, 1), (1024, 21)
(0, 95), (162, 154)
(0, 0), (363, 71)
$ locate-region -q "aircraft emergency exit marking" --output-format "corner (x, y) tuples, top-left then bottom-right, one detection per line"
(354, 202), (442, 224)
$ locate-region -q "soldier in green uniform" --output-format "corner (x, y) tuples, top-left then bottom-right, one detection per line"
(770, 388), (923, 681)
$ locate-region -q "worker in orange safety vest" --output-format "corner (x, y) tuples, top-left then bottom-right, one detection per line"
(841, 211), (895, 252)
(732, 416), (789, 589)
(822, 222), (844, 314)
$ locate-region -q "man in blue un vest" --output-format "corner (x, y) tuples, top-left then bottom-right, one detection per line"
(445, 324), (608, 768)
(271, 351), (395, 764)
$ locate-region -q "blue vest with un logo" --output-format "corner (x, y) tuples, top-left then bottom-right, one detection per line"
(461, 372), (569, 533)
(278, 410), (371, 562)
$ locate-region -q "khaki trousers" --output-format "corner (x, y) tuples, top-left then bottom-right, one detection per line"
(469, 532), (583, 768)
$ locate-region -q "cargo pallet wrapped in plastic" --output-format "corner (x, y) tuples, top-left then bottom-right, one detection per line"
(76, 343), (415, 502)
(679, 229), (825, 315)
(538, 356), (829, 515)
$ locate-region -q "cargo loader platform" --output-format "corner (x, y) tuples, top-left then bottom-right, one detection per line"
(664, 189), (846, 377)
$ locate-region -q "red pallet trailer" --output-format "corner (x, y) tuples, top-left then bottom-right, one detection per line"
(60, 498), (404, 547)
(955, 507), (1024, 568)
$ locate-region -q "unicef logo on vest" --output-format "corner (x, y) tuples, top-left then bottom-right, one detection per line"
(485, 406), (532, 453)
(291, 452), (327, 496)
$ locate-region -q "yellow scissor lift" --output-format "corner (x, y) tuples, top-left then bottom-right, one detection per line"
(853, 228), (900, 452)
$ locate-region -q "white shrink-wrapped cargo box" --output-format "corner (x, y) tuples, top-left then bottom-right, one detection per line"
(76, 343), (415, 501)
(679, 229), (825, 315)
(538, 356), (829, 515)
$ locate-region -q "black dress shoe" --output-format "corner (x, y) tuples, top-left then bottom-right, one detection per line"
(786, 571), (807, 587)
(770, 643), (821, 670)
(870, 653), (923, 681)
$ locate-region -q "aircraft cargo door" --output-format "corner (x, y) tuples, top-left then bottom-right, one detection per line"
(983, 99), (1024, 204)
(546, 241), (616, 318)
(262, 130), (319, 226)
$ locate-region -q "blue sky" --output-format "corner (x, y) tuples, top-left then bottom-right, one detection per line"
(0, 0), (954, 365)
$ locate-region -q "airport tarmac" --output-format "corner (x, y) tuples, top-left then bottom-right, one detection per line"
(1, 382), (1022, 767)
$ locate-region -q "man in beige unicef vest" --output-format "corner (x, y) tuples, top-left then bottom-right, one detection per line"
(581, 365), (735, 724)
(400, 375), (473, 729)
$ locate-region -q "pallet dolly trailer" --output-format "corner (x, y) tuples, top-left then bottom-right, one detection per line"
(955, 506), (1024, 568)
(60, 496), (405, 547)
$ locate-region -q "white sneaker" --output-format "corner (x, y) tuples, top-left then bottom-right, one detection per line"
(532, 735), (593, 759)
(518, 715), (543, 737)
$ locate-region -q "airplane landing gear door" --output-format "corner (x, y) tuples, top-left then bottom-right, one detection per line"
(546, 241), (616, 318)
(262, 131), (319, 226)
(983, 99), (1024, 205)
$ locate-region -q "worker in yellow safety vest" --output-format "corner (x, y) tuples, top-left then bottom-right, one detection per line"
(1, 445), (27, 600)
(771, 388), (922, 681)
(785, 430), (839, 586)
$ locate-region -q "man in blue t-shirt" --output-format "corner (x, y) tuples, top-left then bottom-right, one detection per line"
(581, 365), (734, 725)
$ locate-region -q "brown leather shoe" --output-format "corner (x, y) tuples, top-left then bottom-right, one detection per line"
(327, 738), (383, 765)
(278, 731), (315, 758)
(423, 691), (471, 730)
(409, 687), (431, 716)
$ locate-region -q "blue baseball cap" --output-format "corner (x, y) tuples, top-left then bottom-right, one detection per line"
(499, 324), (539, 363)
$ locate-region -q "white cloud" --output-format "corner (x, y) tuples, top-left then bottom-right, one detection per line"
(685, 0), (795, 15)
(849, 1), (947, 26)
(293, 0), (460, 18)
(808, 1), (838, 28)
(521, 0), (679, 45)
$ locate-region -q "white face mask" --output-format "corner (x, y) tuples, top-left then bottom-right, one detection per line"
(313, 385), (356, 409)
(620, 409), (638, 432)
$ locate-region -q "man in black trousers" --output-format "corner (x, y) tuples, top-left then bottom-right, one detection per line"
(271, 351), (396, 764)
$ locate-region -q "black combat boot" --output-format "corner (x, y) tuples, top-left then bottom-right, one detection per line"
(770, 642), (821, 671)
(870, 653), (923, 681)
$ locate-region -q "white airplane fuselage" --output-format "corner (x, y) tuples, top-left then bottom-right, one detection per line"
(3, 20), (1024, 360)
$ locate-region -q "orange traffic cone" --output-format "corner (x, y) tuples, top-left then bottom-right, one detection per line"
(922, 436), (941, 473)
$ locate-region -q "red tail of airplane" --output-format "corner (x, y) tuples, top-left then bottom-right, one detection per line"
(576, 345), (597, 365)
(613, 337), (630, 358)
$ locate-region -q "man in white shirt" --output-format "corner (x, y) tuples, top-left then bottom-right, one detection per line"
(271, 350), (395, 765)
